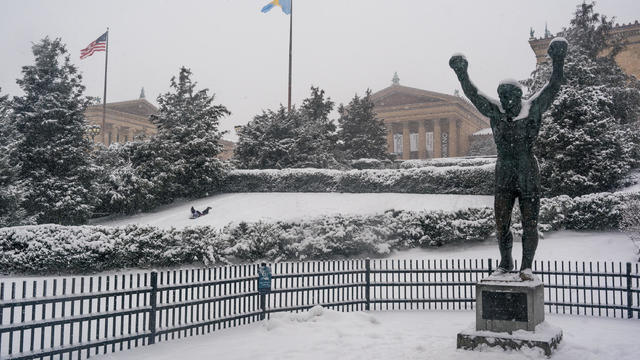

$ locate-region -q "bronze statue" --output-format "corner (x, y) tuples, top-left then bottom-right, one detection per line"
(449, 38), (567, 280)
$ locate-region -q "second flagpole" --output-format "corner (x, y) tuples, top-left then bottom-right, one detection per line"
(287, 1), (293, 112)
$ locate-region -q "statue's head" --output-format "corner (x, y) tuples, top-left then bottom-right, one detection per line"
(497, 81), (523, 118)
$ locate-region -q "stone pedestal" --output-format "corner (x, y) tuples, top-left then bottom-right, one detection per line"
(456, 273), (562, 356)
(476, 275), (545, 332)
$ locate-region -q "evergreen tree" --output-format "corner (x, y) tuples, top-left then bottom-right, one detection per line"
(94, 142), (156, 215)
(292, 87), (338, 167)
(234, 106), (298, 169)
(234, 87), (338, 169)
(0, 88), (26, 227)
(526, 2), (640, 197)
(133, 67), (229, 201)
(337, 89), (389, 160)
(12, 38), (97, 225)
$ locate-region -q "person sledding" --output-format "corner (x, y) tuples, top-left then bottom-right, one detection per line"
(190, 206), (212, 219)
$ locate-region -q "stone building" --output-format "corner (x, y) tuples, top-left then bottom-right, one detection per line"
(85, 90), (235, 161)
(372, 74), (490, 159)
(528, 21), (640, 79)
(219, 139), (236, 161)
(85, 90), (158, 145)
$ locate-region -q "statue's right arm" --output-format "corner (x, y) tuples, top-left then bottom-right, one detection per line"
(458, 72), (499, 117)
(449, 55), (499, 118)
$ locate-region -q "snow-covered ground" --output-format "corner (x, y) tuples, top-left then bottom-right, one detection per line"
(391, 230), (639, 263)
(92, 192), (493, 229)
(95, 307), (640, 360)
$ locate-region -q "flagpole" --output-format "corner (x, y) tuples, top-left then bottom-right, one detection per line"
(287, 0), (293, 112)
(102, 28), (109, 144)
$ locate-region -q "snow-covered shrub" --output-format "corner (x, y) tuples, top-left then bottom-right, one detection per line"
(350, 158), (392, 170)
(2, 191), (636, 274)
(619, 197), (640, 260)
(400, 157), (496, 169)
(564, 192), (625, 230)
(222, 222), (292, 262)
(222, 165), (495, 195)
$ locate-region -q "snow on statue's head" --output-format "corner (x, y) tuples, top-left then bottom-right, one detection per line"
(497, 79), (523, 118)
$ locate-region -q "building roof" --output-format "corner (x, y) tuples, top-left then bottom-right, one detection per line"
(87, 98), (158, 117)
(371, 83), (489, 126)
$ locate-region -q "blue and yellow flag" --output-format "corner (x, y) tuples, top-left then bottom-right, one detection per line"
(261, 0), (291, 15)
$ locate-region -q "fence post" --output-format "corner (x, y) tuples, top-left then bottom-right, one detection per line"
(365, 258), (371, 311)
(627, 262), (633, 319)
(487, 258), (493, 275)
(149, 271), (158, 345)
(260, 293), (266, 320)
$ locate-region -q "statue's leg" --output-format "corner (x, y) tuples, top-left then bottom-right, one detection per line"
(495, 190), (516, 271)
(519, 194), (540, 270)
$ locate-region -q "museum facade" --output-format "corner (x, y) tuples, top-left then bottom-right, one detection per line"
(85, 97), (158, 145)
(372, 75), (490, 159)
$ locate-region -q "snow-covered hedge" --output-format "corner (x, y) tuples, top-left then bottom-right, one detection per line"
(221, 165), (495, 195)
(1, 191), (636, 274)
(400, 157), (496, 169)
(0, 208), (493, 274)
(349, 158), (393, 169)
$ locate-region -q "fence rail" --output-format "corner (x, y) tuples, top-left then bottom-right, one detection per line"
(1, 258), (638, 360)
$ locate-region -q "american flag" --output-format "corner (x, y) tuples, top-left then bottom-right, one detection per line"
(80, 32), (107, 59)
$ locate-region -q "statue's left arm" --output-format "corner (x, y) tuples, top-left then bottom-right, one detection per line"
(530, 38), (568, 115)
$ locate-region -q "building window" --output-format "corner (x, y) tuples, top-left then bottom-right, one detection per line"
(410, 133), (418, 152)
(393, 134), (403, 154)
(116, 133), (120, 143)
(108, 132), (112, 145)
(124, 135), (128, 142)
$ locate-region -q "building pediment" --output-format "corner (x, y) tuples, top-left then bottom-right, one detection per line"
(107, 99), (158, 117)
(374, 92), (443, 107)
(372, 85), (459, 108)
(88, 99), (158, 117)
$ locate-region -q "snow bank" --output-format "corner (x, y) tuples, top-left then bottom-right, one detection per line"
(93, 309), (640, 360)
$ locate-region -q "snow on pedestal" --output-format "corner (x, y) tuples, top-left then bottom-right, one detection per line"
(457, 274), (563, 356)
(457, 321), (563, 357)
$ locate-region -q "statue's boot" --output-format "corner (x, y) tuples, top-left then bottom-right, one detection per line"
(519, 268), (535, 281)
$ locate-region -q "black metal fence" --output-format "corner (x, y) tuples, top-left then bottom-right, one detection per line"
(1, 258), (639, 359)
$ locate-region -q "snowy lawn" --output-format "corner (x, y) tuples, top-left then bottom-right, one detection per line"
(92, 192), (493, 229)
(95, 307), (640, 360)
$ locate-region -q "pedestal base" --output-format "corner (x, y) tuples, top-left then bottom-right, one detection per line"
(457, 322), (563, 357)
(476, 274), (545, 332)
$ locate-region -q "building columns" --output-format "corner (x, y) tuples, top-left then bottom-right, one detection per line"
(433, 120), (441, 158)
(386, 124), (394, 154)
(402, 123), (411, 160)
(418, 120), (426, 159)
(449, 119), (458, 157)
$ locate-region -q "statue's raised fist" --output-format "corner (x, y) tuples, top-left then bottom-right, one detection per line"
(548, 38), (568, 61)
(449, 55), (468, 75)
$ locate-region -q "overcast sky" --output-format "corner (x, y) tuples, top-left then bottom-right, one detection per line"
(1, 0), (639, 140)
